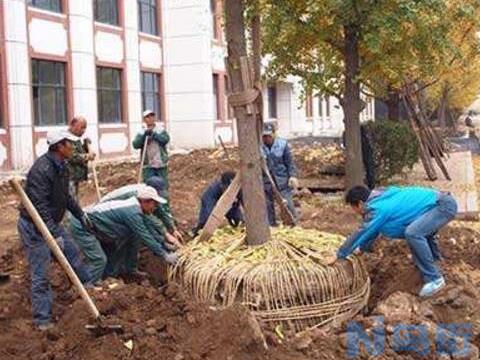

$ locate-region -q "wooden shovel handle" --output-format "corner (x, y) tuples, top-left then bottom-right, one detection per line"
(10, 178), (100, 320)
(138, 136), (149, 184)
(86, 143), (101, 202)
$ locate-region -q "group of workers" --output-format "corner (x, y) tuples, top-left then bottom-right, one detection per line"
(17, 109), (458, 331)
(17, 110), (181, 330)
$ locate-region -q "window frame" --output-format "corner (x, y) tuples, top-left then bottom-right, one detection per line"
(94, 0), (120, 26)
(96, 66), (123, 124)
(141, 71), (162, 122)
(27, 0), (63, 13)
(31, 59), (68, 127)
(138, 0), (159, 36)
(268, 85), (278, 119)
(212, 73), (221, 121)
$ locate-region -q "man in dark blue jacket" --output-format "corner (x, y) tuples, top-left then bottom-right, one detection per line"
(192, 171), (243, 237)
(331, 185), (457, 298)
(262, 123), (298, 225)
(17, 130), (93, 331)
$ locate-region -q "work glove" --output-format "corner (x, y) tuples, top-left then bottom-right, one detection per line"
(163, 252), (179, 265)
(81, 214), (95, 234)
(55, 236), (65, 251)
(144, 129), (153, 137)
(288, 177), (299, 189)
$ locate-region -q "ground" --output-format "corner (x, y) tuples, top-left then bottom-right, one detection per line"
(0, 143), (480, 359)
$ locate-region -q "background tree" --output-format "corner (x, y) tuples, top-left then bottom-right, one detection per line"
(259, 0), (480, 185)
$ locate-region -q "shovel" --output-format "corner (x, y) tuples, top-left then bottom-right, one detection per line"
(86, 143), (102, 202)
(137, 135), (149, 184)
(9, 177), (122, 336)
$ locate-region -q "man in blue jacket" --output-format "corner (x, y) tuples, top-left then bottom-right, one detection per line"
(333, 185), (457, 298)
(262, 123), (298, 225)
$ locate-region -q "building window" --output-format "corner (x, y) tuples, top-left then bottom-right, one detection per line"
(97, 67), (122, 123)
(27, 0), (62, 13)
(225, 75), (234, 119)
(32, 60), (67, 126)
(326, 96), (331, 118)
(138, 0), (158, 35)
(94, 0), (119, 26)
(318, 96), (323, 118)
(306, 95), (313, 119)
(268, 86), (277, 119)
(213, 74), (220, 120)
(141, 72), (161, 121)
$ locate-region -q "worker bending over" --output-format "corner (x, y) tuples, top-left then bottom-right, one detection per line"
(192, 171), (243, 237)
(70, 186), (177, 283)
(332, 185), (457, 298)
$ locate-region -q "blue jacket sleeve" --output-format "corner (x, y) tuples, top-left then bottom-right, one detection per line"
(283, 143), (298, 178)
(337, 211), (387, 259)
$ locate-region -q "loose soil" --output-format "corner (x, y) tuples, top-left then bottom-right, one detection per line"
(1, 144), (480, 359)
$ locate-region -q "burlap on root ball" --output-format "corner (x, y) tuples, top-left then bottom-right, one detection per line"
(169, 226), (370, 333)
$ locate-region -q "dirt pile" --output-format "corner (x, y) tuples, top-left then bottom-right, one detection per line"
(1, 143), (480, 359)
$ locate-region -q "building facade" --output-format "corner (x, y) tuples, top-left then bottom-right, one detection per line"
(0, 0), (374, 171)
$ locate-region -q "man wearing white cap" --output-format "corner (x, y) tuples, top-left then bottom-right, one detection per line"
(17, 130), (95, 330)
(132, 110), (170, 186)
(70, 185), (178, 283)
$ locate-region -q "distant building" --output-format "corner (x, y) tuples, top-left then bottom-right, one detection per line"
(0, 0), (374, 171)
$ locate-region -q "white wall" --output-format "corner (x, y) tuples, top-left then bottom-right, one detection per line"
(162, 0), (215, 149)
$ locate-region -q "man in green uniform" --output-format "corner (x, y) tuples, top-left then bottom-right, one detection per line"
(132, 110), (170, 186)
(70, 186), (178, 283)
(67, 116), (95, 201)
(100, 176), (183, 246)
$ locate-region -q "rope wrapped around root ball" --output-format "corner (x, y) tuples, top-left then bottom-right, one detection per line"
(169, 226), (370, 333)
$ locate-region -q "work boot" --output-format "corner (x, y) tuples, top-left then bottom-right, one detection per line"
(419, 276), (446, 298)
(37, 322), (54, 332)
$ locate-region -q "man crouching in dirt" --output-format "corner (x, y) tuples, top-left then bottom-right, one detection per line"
(331, 185), (458, 298)
(17, 131), (95, 331)
(70, 186), (178, 284)
(100, 176), (183, 246)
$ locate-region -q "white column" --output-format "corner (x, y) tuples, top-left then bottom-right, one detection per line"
(162, 0), (215, 149)
(124, 0), (142, 149)
(4, 0), (33, 169)
(69, 0), (99, 152)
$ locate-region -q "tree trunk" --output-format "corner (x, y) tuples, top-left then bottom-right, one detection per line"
(225, 0), (271, 245)
(342, 25), (365, 189)
(386, 88), (400, 121)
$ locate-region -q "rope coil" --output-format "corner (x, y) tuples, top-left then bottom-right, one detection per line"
(169, 227), (370, 333)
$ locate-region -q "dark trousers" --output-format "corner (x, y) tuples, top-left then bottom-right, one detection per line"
(18, 217), (92, 325)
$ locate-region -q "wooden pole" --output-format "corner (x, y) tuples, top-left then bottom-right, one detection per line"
(87, 143), (102, 202)
(9, 178), (100, 320)
(137, 136), (149, 184)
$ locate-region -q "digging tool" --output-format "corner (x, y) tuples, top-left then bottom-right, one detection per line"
(261, 162), (295, 226)
(137, 135), (150, 183)
(217, 135), (230, 161)
(86, 143), (101, 202)
(9, 177), (122, 336)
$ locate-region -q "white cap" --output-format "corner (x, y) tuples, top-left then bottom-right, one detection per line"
(143, 109), (155, 118)
(137, 185), (166, 204)
(47, 130), (78, 145)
